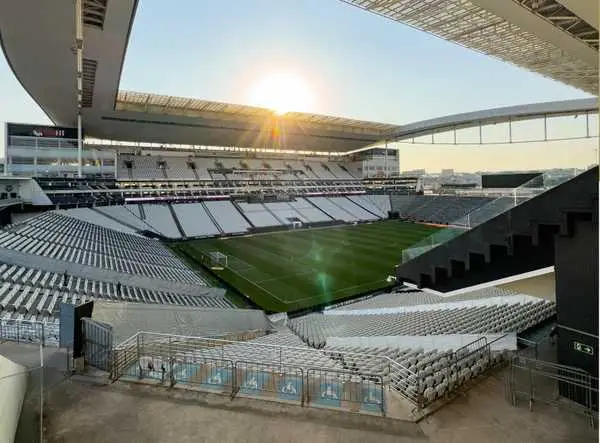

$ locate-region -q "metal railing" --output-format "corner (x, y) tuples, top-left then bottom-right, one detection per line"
(306, 368), (384, 414)
(107, 331), (511, 413)
(0, 318), (48, 346)
(506, 355), (598, 427)
(401, 169), (581, 263)
(81, 318), (113, 371)
(516, 337), (539, 359)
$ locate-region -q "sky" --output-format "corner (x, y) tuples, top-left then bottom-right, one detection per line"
(0, 0), (597, 172)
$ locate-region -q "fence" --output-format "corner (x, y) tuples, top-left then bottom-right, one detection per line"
(0, 318), (52, 346)
(81, 318), (113, 371)
(516, 337), (539, 359)
(107, 331), (507, 413)
(506, 355), (598, 427)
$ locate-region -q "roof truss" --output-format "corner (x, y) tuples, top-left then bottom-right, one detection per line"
(341, 0), (598, 94)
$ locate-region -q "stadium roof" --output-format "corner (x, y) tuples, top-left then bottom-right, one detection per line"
(0, 0), (597, 153)
(116, 91), (399, 133)
(341, 0), (599, 95)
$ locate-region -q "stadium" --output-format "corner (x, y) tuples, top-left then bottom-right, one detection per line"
(0, 0), (598, 442)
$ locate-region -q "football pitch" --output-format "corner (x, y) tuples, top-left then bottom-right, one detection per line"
(173, 221), (442, 312)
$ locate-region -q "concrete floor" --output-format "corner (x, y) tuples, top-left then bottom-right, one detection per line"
(40, 370), (597, 443)
(3, 341), (597, 443)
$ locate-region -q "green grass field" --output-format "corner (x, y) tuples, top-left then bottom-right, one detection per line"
(172, 221), (441, 312)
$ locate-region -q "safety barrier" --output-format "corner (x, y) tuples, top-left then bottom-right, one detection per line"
(109, 331), (508, 413)
(506, 355), (598, 427)
(306, 368), (384, 415)
(0, 318), (48, 346)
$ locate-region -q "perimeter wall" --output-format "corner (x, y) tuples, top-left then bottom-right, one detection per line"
(0, 354), (28, 443)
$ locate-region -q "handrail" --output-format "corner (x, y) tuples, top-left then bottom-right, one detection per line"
(112, 331), (516, 409)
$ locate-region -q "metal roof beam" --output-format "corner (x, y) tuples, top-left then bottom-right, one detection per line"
(470, 0), (598, 64)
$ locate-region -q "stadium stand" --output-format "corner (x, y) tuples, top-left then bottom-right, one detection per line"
(287, 198), (332, 222)
(262, 202), (307, 224)
(61, 207), (139, 235)
(329, 196), (380, 220)
(95, 205), (159, 234)
(142, 204), (182, 238)
(306, 197), (359, 222)
(390, 195), (493, 225)
(397, 166), (598, 291)
(172, 203), (220, 237)
(348, 195), (388, 218)
(122, 154), (166, 180)
(328, 287), (518, 311)
(203, 200), (251, 234)
(288, 290), (555, 348)
(0, 212), (205, 284)
(0, 266), (231, 314)
(36, 177), (124, 206)
(114, 153), (362, 182)
(237, 202), (283, 227)
(164, 157), (197, 181)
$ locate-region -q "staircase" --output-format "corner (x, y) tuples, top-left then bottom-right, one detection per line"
(200, 201), (225, 234)
(345, 196), (381, 219)
(396, 167), (598, 292)
(230, 200), (256, 228)
(168, 203), (186, 238)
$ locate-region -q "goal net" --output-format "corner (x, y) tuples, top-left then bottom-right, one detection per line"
(206, 251), (228, 270)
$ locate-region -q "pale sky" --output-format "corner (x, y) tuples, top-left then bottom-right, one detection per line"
(0, 0), (597, 172)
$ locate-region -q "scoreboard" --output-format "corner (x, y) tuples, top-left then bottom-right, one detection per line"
(6, 123), (79, 140)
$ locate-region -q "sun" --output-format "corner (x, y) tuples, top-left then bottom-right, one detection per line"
(247, 71), (315, 115)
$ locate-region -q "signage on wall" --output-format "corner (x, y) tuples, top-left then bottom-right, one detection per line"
(573, 341), (594, 355)
(6, 123), (79, 139)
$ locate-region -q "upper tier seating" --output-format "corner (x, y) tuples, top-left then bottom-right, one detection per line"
(128, 155), (165, 180)
(303, 161), (336, 179)
(327, 163), (356, 179)
(116, 154), (358, 182)
(164, 157), (197, 181)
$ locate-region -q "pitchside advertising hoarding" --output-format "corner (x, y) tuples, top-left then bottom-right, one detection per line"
(6, 122), (79, 140)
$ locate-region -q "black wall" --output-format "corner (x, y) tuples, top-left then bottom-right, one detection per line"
(482, 173), (542, 188)
(396, 167), (598, 290)
(555, 218), (598, 378)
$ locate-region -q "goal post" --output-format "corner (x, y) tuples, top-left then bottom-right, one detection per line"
(206, 251), (228, 270)
(291, 221), (302, 230)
